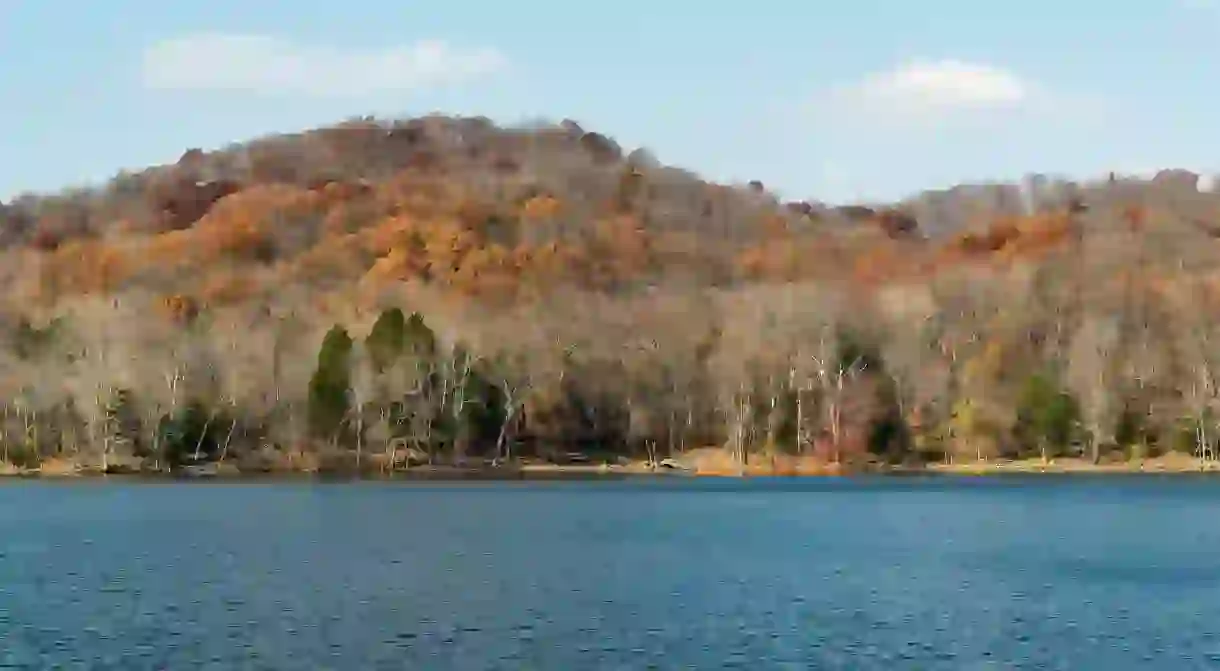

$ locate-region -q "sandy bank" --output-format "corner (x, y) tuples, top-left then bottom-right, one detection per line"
(908, 454), (1220, 475)
(2, 451), (1220, 480)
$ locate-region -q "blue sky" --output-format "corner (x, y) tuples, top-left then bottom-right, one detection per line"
(1, 0), (1217, 204)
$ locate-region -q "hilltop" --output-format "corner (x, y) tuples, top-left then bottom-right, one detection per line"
(0, 115), (1219, 475)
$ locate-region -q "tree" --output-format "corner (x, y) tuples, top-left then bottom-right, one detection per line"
(365, 308), (407, 373)
(484, 350), (530, 463)
(1015, 371), (1081, 462)
(403, 311), (438, 360)
(308, 325), (354, 441)
(1067, 314), (1123, 463)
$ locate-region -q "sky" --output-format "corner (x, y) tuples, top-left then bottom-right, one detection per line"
(1, 0), (1218, 204)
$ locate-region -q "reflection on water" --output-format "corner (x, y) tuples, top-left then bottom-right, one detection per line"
(0, 477), (1218, 668)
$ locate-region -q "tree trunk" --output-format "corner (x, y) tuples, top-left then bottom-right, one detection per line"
(193, 411), (216, 461)
(794, 389), (805, 455)
(498, 403), (521, 464)
(729, 396), (749, 467)
(668, 408), (678, 458)
(219, 417), (239, 465)
(380, 409), (395, 473)
(1201, 418), (1212, 462)
(828, 399), (841, 463)
(496, 382), (519, 464)
(355, 402), (364, 472)
(1, 404), (8, 465)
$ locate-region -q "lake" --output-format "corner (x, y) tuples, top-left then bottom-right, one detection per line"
(2, 476), (1220, 669)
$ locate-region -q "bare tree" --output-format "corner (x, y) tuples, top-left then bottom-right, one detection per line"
(1168, 281), (1220, 461)
(1067, 314), (1122, 463)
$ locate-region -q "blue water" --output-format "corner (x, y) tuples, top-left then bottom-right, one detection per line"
(1, 476), (1220, 669)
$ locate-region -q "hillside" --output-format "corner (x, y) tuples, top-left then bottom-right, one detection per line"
(1, 114), (1219, 474)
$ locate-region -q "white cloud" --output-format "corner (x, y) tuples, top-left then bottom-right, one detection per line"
(141, 34), (508, 97)
(833, 60), (1033, 115)
(790, 58), (1113, 203)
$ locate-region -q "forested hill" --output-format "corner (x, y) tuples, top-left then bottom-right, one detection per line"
(3, 115), (1217, 300)
(0, 114), (1218, 474)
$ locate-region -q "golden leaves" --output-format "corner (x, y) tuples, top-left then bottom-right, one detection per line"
(853, 245), (904, 286)
(38, 240), (130, 299)
(291, 235), (369, 285)
(201, 270), (258, 307)
(521, 194), (561, 220)
(757, 213), (791, 239)
(158, 294), (200, 324)
(448, 244), (519, 303)
(200, 212), (271, 261)
(733, 239), (825, 283)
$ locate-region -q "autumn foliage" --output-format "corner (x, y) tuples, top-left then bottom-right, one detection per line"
(1, 115), (1219, 473)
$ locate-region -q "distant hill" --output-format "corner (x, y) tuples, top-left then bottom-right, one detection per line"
(3, 116), (1216, 305)
(0, 115), (1218, 473)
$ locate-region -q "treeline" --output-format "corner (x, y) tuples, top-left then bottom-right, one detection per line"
(3, 263), (1219, 473)
(1, 116), (1219, 472)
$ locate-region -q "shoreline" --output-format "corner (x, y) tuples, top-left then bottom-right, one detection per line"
(895, 455), (1220, 475)
(4, 454), (1220, 482)
(0, 460), (694, 482)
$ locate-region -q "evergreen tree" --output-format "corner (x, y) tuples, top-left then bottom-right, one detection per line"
(309, 325), (354, 439)
(365, 308), (406, 373)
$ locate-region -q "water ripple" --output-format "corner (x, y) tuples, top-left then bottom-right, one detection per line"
(0, 479), (1217, 667)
